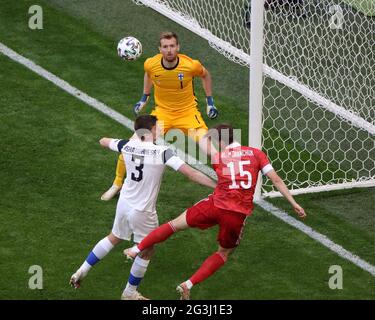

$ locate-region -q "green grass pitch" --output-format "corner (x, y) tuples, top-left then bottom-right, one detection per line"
(343, 0), (375, 16)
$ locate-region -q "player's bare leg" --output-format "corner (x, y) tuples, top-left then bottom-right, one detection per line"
(70, 233), (121, 288)
(177, 246), (234, 300)
(170, 210), (189, 230)
(101, 154), (125, 201)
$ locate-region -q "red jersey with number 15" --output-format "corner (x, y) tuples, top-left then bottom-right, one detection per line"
(211, 142), (273, 215)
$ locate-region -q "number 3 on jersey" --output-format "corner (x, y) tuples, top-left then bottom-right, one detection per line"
(131, 155), (144, 182)
(227, 161), (252, 189)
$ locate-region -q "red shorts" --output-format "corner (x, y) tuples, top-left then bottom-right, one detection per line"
(186, 196), (247, 249)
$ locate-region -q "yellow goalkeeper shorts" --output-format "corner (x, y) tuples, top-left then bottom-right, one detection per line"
(151, 108), (208, 142)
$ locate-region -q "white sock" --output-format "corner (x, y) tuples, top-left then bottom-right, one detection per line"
(123, 256), (150, 295)
(185, 280), (193, 290)
(79, 237), (114, 277)
(93, 237), (114, 257)
(124, 283), (137, 295)
(78, 261), (92, 277)
(132, 245), (141, 254)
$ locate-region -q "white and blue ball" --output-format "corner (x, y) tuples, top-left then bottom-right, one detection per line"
(117, 36), (142, 61)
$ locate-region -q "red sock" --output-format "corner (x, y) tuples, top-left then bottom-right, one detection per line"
(190, 252), (227, 285)
(137, 222), (176, 251)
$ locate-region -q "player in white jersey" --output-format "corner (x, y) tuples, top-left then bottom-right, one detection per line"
(115, 138), (183, 215)
(69, 115), (216, 300)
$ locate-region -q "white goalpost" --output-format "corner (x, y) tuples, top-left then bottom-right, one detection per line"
(132, 0), (375, 198)
(248, 0), (265, 200)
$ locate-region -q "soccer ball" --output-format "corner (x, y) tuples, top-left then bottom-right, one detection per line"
(117, 36), (142, 61)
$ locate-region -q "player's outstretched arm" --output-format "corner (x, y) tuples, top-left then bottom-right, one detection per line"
(99, 137), (112, 149)
(266, 170), (306, 218)
(133, 73), (153, 115)
(143, 72), (153, 95)
(198, 133), (218, 159)
(200, 68), (213, 97)
(200, 69), (218, 119)
(178, 164), (217, 189)
(99, 138), (129, 152)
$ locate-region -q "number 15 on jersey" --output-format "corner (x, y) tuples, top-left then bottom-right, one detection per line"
(227, 161), (252, 189)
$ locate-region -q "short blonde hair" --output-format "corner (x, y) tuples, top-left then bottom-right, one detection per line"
(159, 31), (179, 46)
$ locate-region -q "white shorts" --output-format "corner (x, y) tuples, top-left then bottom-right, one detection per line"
(112, 199), (159, 243)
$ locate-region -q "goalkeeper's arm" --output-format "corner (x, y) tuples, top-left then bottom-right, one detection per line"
(133, 72), (153, 115)
(198, 131), (218, 159)
(200, 69), (218, 119)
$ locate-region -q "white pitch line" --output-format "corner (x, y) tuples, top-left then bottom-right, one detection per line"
(1, 41), (374, 277)
(257, 200), (375, 277)
(0, 43), (134, 132)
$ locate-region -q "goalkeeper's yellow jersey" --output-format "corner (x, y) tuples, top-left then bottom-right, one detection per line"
(144, 53), (206, 115)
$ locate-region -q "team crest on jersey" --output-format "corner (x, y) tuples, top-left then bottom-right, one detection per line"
(178, 73), (184, 81)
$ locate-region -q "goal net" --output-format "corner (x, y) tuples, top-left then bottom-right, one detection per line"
(132, 0), (375, 197)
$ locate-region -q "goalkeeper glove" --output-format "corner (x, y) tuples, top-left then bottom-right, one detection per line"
(206, 96), (218, 119)
(133, 94), (150, 116)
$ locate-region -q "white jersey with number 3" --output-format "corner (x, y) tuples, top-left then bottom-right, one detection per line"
(109, 138), (185, 212)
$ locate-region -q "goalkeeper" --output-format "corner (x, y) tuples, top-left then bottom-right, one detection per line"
(102, 31), (219, 200)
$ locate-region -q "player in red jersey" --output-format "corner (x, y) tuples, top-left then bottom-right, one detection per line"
(124, 124), (306, 299)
